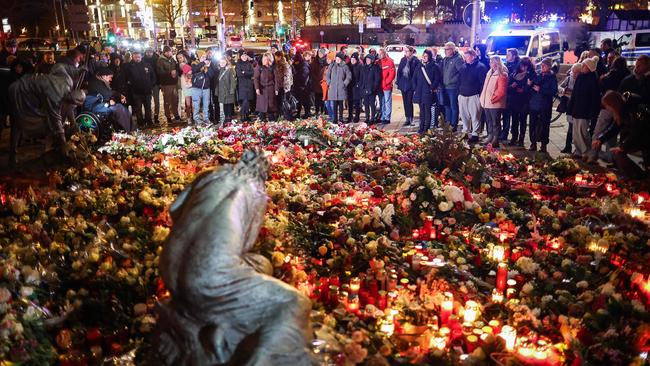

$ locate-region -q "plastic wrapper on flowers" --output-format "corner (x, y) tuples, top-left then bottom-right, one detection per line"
(0, 117), (649, 365)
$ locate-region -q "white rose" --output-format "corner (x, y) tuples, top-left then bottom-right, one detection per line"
(438, 201), (452, 212)
(576, 281), (589, 289)
(20, 286), (34, 298)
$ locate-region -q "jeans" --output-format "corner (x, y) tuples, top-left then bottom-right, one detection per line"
(443, 88), (459, 129)
(458, 94), (481, 137)
(418, 103), (432, 134)
(529, 108), (552, 145)
(325, 100), (335, 121)
(401, 90), (414, 122)
(191, 88), (211, 123)
(500, 109), (511, 140)
(380, 90), (392, 122)
(484, 108), (502, 144)
(510, 110), (527, 143)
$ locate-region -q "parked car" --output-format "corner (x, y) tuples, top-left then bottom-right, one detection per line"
(18, 38), (58, 51)
(228, 36), (242, 49)
(385, 44), (407, 65)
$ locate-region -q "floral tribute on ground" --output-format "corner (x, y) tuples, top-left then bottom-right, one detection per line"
(1, 118), (649, 366)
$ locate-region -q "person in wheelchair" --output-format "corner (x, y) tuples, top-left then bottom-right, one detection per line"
(84, 67), (134, 132)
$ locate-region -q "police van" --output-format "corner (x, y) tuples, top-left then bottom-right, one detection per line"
(485, 27), (564, 64)
(592, 30), (650, 66)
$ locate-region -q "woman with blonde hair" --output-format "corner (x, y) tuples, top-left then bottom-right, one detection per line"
(479, 56), (508, 147)
(274, 51), (294, 120)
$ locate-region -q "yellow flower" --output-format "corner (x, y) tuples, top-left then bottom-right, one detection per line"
(271, 252), (285, 267)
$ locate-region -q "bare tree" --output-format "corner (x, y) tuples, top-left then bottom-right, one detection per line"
(309, 0), (332, 25)
(153, 0), (185, 32)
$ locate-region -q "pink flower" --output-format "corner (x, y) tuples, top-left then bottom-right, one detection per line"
(344, 342), (368, 364)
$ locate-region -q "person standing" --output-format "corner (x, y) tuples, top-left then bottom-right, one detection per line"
(413, 49), (441, 135)
(500, 48), (521, 141)
(348, 53), (363, 123)
(157, 46), (180, 123)
(528, 58), (558, 153)
(506, 57), (533, 147)
(458, 49), (488, 143)
(180, 64), (193, 122)
(618, 55), (650, 104)
(254, 53), (279, 121)
(396, 46), (419, 126)
(274, 51), (293, 121)
(377, 48), (396, 125)
(292, 52), (312, 118)
(125, 51), (156, 127)
(360, 53), (381, 124)
(473, 44), (490, 68)
(309, 51), (323, 115)
(0, 38), (17, 67)
(35, 51), (56, 74)
(479, 56), (508, 148)
(326, 52), (352, 124)
(217, 57), (237, 123)
(190, 50), (214, 124)
(567, 56), (601, 161)
(143, 49), (160, 124)
(557, 62), (582, 154)
(441, 42), (464, 130)
(236, 51), (255, 122)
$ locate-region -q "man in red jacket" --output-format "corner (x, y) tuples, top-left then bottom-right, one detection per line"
(377, 48), (396, 125)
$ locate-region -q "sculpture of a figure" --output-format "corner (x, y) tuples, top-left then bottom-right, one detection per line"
(148, 150), (313, 366)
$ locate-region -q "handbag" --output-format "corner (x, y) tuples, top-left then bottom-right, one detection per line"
(282, 92), (298, 115)
(556, 95), (568, 113)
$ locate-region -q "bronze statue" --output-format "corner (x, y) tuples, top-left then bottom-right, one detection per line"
(149, 150), (313, 366)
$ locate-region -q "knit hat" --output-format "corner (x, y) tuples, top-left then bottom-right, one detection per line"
(350, 52), (359, 61)
(335, 52), (346, 60)
(96, 66), (114, 76)
(182, 64), (192, 74)
(583, 56), (599, 72)
(327, 51), (336, 62)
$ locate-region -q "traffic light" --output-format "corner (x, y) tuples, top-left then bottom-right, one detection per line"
(107, 31), (116, 45)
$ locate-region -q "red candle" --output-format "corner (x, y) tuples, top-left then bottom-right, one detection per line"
(496, 263), (508, 292)
(440, 292), (453, 325)
(423, 216), (433, 237)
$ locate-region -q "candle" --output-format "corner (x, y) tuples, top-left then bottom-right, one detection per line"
(575, 174), (583, 183)
(499, 325), (517, 351)
(423, 216), (433, 237)
(496, 263), (508, 292)
(463, 301), (480, 323)
(491, 245), (506, 262)
(430, 334), (447, 350)
(412, 229), (420, 239)
(491, 289), (504, 303)
(440, 292), (454, 325)
(466, 335), (479, 352)
(380, 321), (395, 336)
(349, 277), (361, 294)
(347, 295), (360, 313)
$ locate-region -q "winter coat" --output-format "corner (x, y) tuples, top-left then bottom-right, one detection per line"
(567, 71), (600, 120)
(598, 95), (650, 153)
(441, 52), (464, 89)
(156, 55), (178, 86)
(458, 59), (488, 97)
(349, 62), (363, 101)
(275, 61), (293, 92)
(480, 69), (508, 109)
(378, 56), (396, 91)
(310, 59), (322, 93)
(125, 61), (156, 95)
(110, 64), (128, 95)
(326, 61), (352, 101)
(601, 68), (631, 94)
(505, 58), (520, 75)
(396, 56), (419, 92)
(528, 71), (558, 112)
(235, 59), (255, 101)
(413, 61), (441, 105)
(87, 77), (119, 104)
(360, 63), (381, 97)
(292, 56), (311, 95)
(619, 74), (650, 105)
(253, 65), (279, 113)
(216, 66), (236, 104)
(321, 65), (329, 100)
(507, 70), (533, 111)
(191, 61), (214, 89)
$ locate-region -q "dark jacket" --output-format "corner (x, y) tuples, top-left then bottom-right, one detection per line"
(505, 58), (520, 75)
(253, 65), (279, 113)
(601, 68), (631, 94)
(598, 95), (650, 153)
(235, 59), (255, 101)
(216, 66), (236, 104)
(349, 62), (363, 101)
(35, 62), (55, 74)
(156, 55), (178, 86)
(191, 61), (214, 89)
(507, 70), (533, 112)
(125, 61), (156, 95)
(110, 63), (128, 95)
(87, 77), (119, 102)
(619, 73), (650, 105)
(567, 71), (600, 119)
(458, 59), (488, 97)
(360, 61), (381, 97)
(413, 58), (441, 105)
(396, 56), (419, 92)
(528, 71), (558, 112)
(292, 54), (311, 95)
(441, 52), (464, 89)
(143, 53), (159, 85)
(310, 59), (322, 93)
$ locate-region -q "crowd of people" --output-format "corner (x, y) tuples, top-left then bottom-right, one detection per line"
(0, 36), (648, 178)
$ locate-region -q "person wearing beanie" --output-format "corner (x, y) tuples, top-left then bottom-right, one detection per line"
(567, 56), (601, 160)
(326, 51), (352, 123)
(413, 49), (442, 134)
(527, 58), (558, 153)
(347, 52), (363, 122)
(557, 62), (583, 154)
(360, 53), (381, 124)
(236, 51), (255, 122)
(397, 46), (419, 126)
(156, 45), (180, 123)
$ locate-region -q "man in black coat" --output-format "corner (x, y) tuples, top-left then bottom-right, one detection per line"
(125, 51), (157, 127)
(361, 54), (381, 124)
(348, 53), (363, 123)
(236, 51), (255, 122)
(568, 56), (601, 160)
(292, 52), (312, 118)
(143, 48), (160, 124)
(396, 46), (419, 126)
(86, 67), (133, 131)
